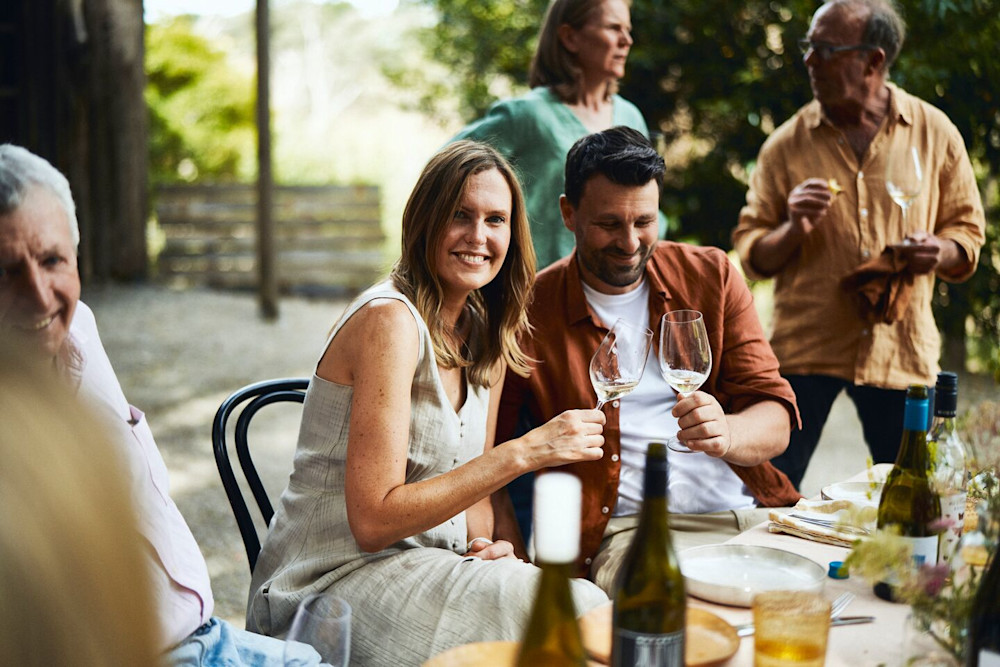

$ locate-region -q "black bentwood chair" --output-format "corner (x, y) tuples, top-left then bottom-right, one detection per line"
(212, 377), (309, 573)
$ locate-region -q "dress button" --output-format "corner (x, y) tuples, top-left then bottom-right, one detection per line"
(861, 208), (868, 217)
(858, 171), (865, 179)
(611, 454), (619, 462)
(862, 250), (871, 259)
(612, 400), (620, 408)
(584, 557), (593, 566)
(601, 506), (610, 514)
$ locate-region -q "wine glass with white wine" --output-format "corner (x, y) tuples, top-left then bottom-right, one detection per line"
(885, 146), (923, 229)
(658, 310), (712, 453)
(589, 318), (653, 411)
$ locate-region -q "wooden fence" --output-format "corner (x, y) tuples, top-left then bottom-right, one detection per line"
(154, 184), (387, 294)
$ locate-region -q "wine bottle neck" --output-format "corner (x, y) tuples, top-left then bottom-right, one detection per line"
(895, 394), (931, 469)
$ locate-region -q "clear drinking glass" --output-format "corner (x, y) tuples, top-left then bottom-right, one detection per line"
(283, 594), (352, 667)
(885, 146), (923, 229)
(658, 309), (712, 453)
(752, 590), (830, 667)
(589, 318), (653, 411)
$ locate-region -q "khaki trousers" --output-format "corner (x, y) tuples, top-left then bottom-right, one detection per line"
(590, 507), (773, 594)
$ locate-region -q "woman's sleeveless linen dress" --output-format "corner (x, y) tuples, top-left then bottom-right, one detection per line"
(247, 281), (607, 665)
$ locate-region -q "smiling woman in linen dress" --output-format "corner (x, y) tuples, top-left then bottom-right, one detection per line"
(247, 140), (609, 665)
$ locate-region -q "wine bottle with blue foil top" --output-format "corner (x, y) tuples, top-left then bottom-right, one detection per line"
(516, 473), (587, 667)
(875, 384), (942, 601)
(611, 442), (686, 666)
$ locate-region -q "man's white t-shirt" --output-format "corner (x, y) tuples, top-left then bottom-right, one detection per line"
(581, 279), (756, 515)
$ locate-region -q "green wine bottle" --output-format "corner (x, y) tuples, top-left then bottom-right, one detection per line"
(927, 371), (969, 564)
(516, 472), (587, 667)
(875, 384), (942, 601)
(966, 548), (1000, 666)
(611, 442), (686, 666)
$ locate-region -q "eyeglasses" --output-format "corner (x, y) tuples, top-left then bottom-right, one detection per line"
(798, 38), (875, 60)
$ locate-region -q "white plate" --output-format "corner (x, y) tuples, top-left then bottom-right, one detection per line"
(821, 481), (884, 506)
(678, 544), (825, 607)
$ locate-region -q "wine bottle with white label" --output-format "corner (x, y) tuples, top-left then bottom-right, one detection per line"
(516, 473), (587, 667)
(927, 371), (969, 564)
(875, 384), (942, 601)
(611, 442), (685, 666)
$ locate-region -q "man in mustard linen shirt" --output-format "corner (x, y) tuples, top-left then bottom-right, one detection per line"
(732, 0), (986, 488)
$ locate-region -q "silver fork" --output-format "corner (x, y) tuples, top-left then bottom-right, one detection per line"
(788, 513), (871, 536)
(830, 591), (855, 619)
(734, 591), (856, 638)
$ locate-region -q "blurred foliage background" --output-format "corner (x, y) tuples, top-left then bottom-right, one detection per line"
(392, 0), (1000, 378)
(145, 0), (999, 378)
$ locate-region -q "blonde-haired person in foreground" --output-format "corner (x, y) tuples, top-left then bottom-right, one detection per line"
(247, 140), (609, 665)
(0, 346), (159, 666)
(0, 144), (322, 666)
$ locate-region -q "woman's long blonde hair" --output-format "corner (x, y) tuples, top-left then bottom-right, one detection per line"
(390, 141), (536, 387)
(0, 346), (159, 666)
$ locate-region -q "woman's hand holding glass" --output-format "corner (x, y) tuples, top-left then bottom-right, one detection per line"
(589, 318), (654, 410)
(517, 409), (606, 470)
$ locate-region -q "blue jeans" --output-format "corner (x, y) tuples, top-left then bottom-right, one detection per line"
(165, 617), (325, 666)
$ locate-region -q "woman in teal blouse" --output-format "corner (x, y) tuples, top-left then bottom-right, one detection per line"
(453, 0), (661, 269)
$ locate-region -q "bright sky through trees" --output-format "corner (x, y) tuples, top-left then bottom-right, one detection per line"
(143, 0), (399, 21)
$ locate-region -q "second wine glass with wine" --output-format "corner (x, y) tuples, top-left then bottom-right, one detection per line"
(658, 310), (712, 453)
(589, 319), (653, 411)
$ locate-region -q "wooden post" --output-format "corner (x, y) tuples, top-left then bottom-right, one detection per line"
(256, 0), (278, 319)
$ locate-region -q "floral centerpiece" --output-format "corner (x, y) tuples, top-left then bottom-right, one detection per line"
(845, 400), (1000, 665)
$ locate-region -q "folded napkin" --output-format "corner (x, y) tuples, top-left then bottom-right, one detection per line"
(840, 246), (914, 324)
(768, 498), (877, 548)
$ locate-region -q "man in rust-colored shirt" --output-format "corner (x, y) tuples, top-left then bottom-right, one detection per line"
(497, 127), (801, 588)
(732, 0), (985, 488)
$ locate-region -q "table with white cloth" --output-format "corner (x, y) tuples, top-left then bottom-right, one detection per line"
(685, 518), (911, 666)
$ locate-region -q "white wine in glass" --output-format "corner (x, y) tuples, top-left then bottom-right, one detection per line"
(885, 146), (922, 228)
(589, 319), (653, 411)
(659, 310), (712, 453)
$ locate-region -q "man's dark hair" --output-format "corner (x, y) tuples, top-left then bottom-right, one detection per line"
(564, 126), (665, 207)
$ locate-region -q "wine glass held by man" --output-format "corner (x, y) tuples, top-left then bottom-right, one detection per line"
(453, 0), (663, 269)
(658, 309), (713, 454)
(885, 145), (922, 227)
(247, 140), (609, 666)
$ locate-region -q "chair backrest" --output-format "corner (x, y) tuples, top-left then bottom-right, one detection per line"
(212, 377), (309, 573)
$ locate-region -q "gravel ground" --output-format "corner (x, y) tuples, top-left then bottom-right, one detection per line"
(84, 283), (998, 628)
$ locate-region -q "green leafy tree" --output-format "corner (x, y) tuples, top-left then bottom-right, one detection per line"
(402, 0), (1000, 377)
(145, 16), (257, 184)
(390, 0), (547, 119)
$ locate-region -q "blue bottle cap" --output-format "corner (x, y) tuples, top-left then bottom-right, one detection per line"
(828, 560), (849, 579)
